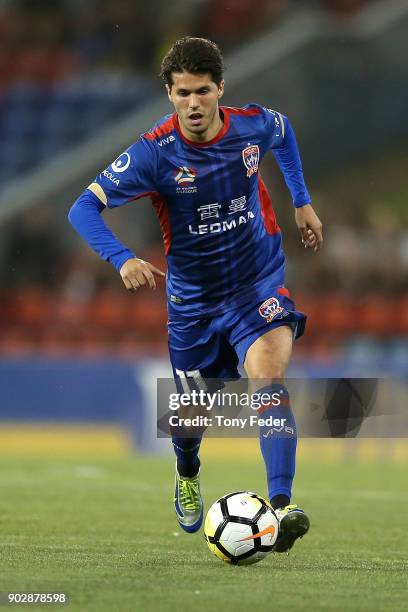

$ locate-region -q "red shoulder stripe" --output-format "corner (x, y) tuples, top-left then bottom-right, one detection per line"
(221, 106), (262, 116)
(144, 115), (175, 141)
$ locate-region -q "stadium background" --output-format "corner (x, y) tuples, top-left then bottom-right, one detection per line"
(0, 0), (407, 451)
(0, 2), (407, 610)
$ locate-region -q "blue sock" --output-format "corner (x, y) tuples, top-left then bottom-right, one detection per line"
(255, 384), (297, 504)
(172, 436), (201, 478)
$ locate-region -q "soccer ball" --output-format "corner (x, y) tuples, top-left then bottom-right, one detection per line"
(204, 491), (278, 565)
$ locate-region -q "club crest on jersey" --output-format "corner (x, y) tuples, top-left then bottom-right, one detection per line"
(174, 166), (197, 193)
(259, 297), (284, 323)
(242, 145), (259, 177)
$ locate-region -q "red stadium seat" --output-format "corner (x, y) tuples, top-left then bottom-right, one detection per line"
(12, 287), (54, 328)
(392, 295), (408, 335)
(86, 289), (129, 332)
(356, 295), (397, 336)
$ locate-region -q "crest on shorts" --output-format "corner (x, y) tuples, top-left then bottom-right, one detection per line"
(259, 297), (284, 323)
(242, 145), (260, 177)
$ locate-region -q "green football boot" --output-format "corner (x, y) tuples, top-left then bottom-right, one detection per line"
(173, 469), (203, 533)
(273, 504), (310, 553)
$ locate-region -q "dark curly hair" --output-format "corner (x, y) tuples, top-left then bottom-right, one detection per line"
(159, 37), (224, 88)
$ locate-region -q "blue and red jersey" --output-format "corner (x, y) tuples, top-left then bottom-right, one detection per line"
(69, 104), (311, 317)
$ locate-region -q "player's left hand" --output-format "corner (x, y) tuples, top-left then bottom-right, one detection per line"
(295, 204), (323, 252)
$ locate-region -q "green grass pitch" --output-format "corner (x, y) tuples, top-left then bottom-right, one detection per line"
(0, 452), (406, 611)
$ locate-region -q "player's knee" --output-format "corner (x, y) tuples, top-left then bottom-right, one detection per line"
(248, 363), (286, 380)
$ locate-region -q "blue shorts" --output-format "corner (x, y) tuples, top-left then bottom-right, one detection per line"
(168, 287), (306, 389)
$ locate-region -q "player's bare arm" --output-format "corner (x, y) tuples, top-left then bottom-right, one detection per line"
(295, 203), (323, 252)
(120, 258), (165, 292)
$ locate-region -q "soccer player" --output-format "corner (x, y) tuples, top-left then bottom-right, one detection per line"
(69, 37), (322, 552)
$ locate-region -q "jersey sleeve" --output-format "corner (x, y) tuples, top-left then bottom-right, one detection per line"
(87, 136), (158, 208)
(260, 106), (286, 149)
(68, 190), (136, 272)
(261, 107), (312, 208)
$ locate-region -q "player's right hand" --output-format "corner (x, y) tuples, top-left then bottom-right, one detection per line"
(295, 204), (323, 253)
(119, 258), (165, 292)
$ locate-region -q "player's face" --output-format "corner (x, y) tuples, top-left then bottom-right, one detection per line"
(166, 72), (224, 142)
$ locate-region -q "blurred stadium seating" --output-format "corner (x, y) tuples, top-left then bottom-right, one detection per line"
(0, 76), (155, 181)
(0, 0), (293, 180)
(0, 0), (407, 445)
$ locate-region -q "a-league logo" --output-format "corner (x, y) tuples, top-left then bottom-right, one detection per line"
(259, 297), (284, 322)
(174, 166), (196, 186)
(242, 145), (259, 177)
(174, 166), (198, 194)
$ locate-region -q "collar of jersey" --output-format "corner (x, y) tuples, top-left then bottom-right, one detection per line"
(173, 107), (230, 147)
